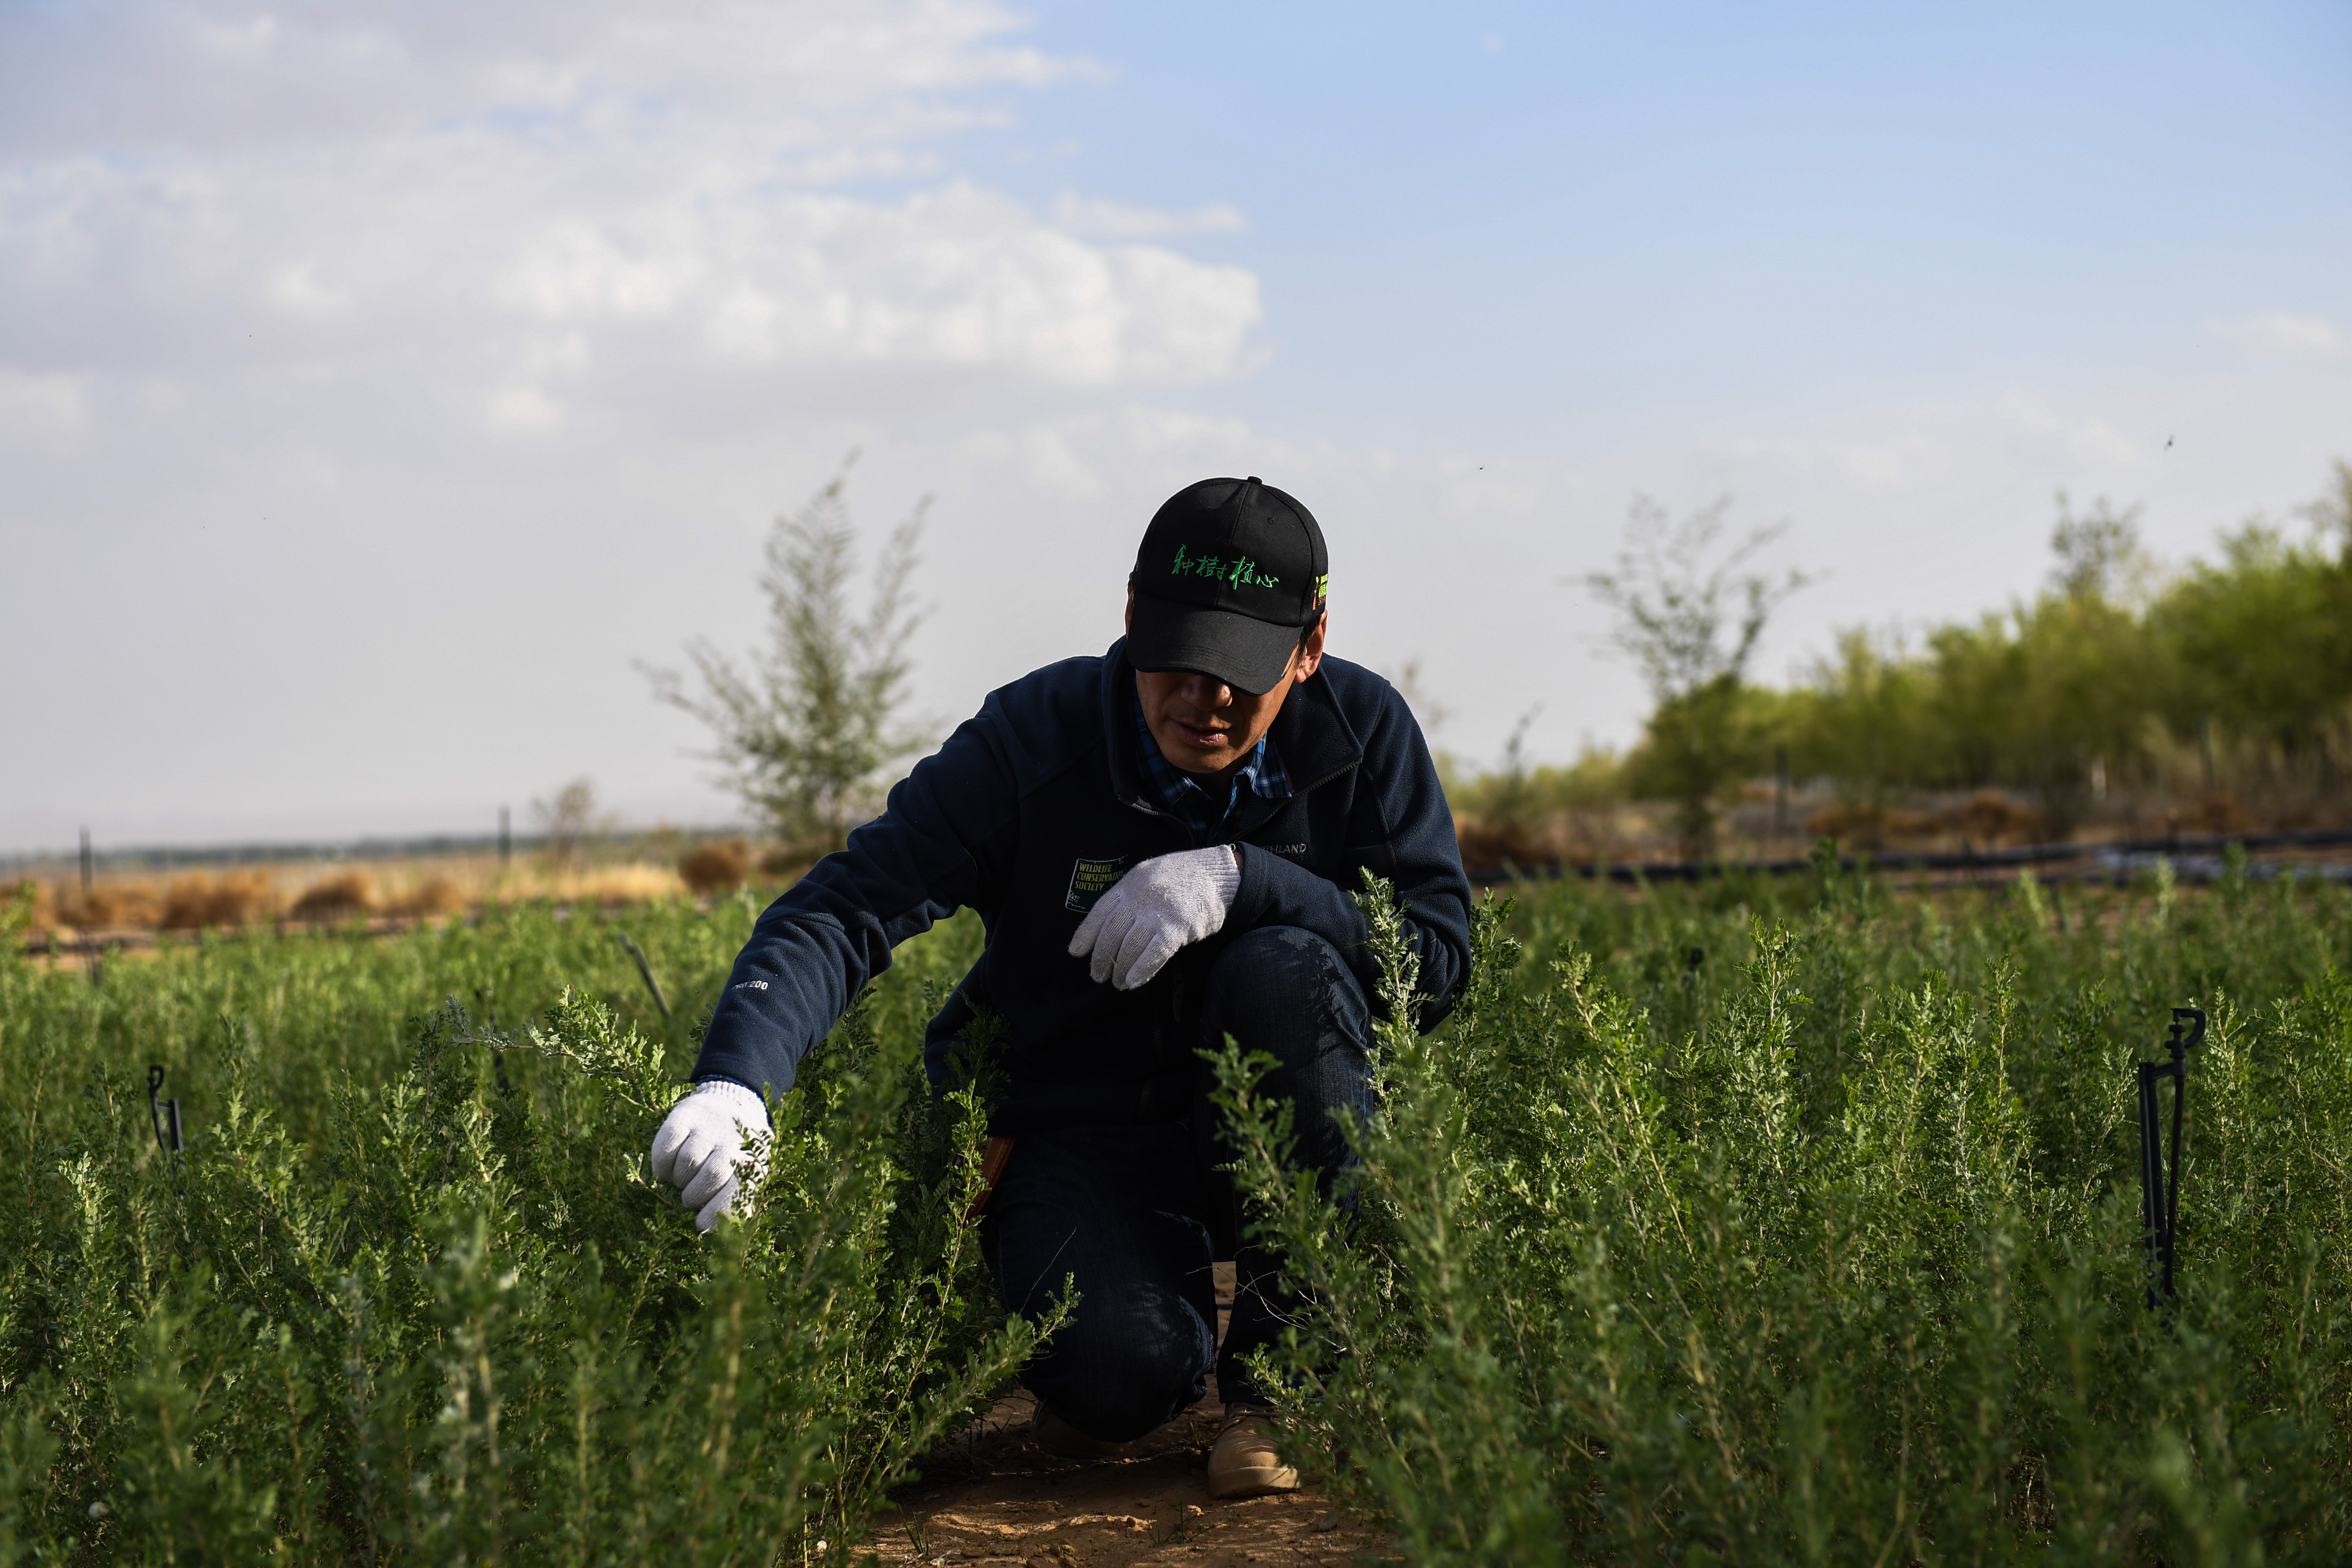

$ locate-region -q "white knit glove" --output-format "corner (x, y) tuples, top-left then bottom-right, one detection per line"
(649, 1080), (770, 1233)
(1067, 845), (1241, 991)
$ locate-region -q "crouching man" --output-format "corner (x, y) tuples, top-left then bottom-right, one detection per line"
(650, 476), (1471, 1498)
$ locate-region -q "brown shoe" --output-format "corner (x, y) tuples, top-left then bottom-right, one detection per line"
(1207, 1405), (1300, 1498)
(1031, 1406), (1127, 1461)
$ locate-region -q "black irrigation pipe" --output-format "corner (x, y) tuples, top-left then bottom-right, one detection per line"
(1465, 826), (2352, 888)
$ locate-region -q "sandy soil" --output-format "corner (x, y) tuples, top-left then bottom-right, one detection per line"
(868, 1264), (1379, 1568)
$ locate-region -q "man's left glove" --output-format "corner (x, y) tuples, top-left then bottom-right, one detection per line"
(1067, 844), (1241, 991)
(649, 1079), (770, 1233)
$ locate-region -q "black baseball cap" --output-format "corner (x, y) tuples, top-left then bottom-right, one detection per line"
(1127, 476), (1328, 695)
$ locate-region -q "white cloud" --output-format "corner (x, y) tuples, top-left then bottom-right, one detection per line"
(1722, 431), (1952, 488)
(0, 0), (1263, 429)
(1017, 425), (1105, 499)
(486, 385), (563, 433)
(2214, 312), (2343, 357)
(1051, 193), (1247, 240)
(0, 2), (1081, 154)
(0, 365), (89, 442)
(1115, 403), (1262, 455)
(953, 404), (1286, 497)
(1996, 390), (2136, 464)
(270, 263), (349, 316)
(0, 0), (1280, 853)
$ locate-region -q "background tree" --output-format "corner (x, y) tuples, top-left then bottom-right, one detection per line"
(531, 776), (605, 869)
(1449, 462), (2352, 854)
(1992, 585), (2154, 835)
(2047, 490), (2156, 602)
(2152, 468), (2352, 796)
(648, 459), (930, 858)
(1771, 495), (2162, 840)
(1586, 493), (1806, 858)
(1786, 629), (1932, 842)
(1453, 707), (1545, 866)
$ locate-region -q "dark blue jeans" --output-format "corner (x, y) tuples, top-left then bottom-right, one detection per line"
(985, 925), (1374, 1441)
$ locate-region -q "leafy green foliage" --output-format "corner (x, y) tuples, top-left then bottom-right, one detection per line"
(1216, 870), (2352, 1564)
(11, 858), (2349, 1562)
(2153, 507), (2352, 779)
(1775, 468), (2352, 822)
(1489, 466), (2352, 839)
(0, 902), (1025, 1563)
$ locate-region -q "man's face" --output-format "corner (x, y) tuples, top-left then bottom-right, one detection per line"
(1126, 588), (1328, 779)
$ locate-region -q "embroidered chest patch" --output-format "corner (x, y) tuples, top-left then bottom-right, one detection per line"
(1064, 854), (1131, 914)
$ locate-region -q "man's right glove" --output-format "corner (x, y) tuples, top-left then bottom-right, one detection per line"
(649, 1079), (770, 1233)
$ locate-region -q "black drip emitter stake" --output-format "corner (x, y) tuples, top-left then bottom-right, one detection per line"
(616, 931), (672, 1020)
(2137, 1007), (2205, 1308)
(147, 1064), (183, 1157)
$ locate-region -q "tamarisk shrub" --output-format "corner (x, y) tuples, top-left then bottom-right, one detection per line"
(1213, 871), (2352, 1565)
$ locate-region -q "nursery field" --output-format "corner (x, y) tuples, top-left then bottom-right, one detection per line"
(1, 863), (2349, 1564)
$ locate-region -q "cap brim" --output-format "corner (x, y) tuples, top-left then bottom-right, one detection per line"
(1127, 596), (1302, 695)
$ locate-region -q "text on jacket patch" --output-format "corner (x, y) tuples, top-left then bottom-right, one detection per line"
(1065, 854), (1131, 913)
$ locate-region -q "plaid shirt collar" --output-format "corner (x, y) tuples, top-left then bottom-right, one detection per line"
(1131, 695), (1292, 842)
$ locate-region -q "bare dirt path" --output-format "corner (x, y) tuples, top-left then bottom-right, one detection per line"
(868, 1265), (1379, 1568)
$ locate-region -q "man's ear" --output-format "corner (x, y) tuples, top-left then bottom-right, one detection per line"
(1124, 585), (1134, 633)
(1293, 610), (1328, 681)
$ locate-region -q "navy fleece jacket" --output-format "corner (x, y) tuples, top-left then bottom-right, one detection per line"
(692, 638), (1473, 1131)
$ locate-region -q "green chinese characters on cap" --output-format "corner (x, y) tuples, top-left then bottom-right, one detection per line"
(1171, 543), (1280, 591)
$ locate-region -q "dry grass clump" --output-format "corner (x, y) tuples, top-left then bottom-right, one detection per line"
(22, 854), (696, 934)
(542, 864), (683, 907)
(1803, 801), (1930, 847)
(288, 871), (464, 924)
(1953, 790), (2046, 845)
(1805, 791), (2051, 851)
(760, 844), (816, 880)
(1452, 805), (1655, 871)
(291, 871), (378, 922)
(11, 880), (57, 934)
(160, 870), (277, 931)
(48, 880), (164, 930)
(384, 875), (464, 918)
(2169, 792), (2248, 834)
(679, 839), (753, 895)
(1453, 814), (1550, 870)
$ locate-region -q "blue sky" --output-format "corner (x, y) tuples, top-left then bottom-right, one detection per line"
(3, 0), (2347, 848)
(963, 3), (2352, 412)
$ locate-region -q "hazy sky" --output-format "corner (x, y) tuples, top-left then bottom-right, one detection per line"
(5, 0), (2349, 851)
